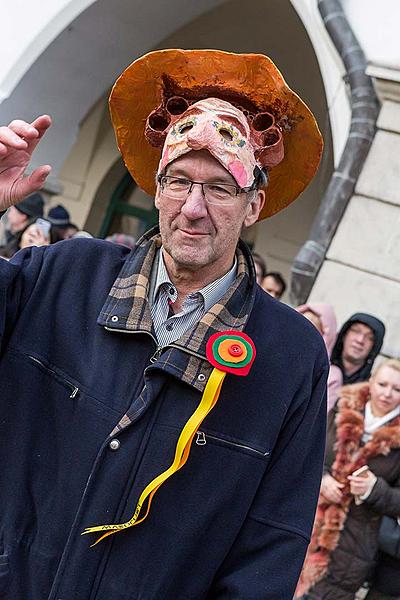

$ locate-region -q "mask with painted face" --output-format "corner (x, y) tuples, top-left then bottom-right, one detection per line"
(150, 98), (284, 189)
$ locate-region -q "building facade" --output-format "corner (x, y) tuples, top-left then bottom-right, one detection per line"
(1, 0), (399, 358)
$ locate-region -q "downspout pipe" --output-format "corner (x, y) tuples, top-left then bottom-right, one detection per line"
(290, 0), (380, 305)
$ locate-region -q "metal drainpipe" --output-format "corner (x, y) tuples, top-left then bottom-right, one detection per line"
(290, 0), (380, 305)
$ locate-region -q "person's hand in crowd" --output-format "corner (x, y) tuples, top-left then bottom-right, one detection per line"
(320, 473), (345, 503)
(347, 468), (376, 497)
(19, 223), (50, 249)
(0, 115), (52, 212)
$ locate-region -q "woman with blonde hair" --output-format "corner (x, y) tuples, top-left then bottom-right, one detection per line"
(296, 358), (400, 600)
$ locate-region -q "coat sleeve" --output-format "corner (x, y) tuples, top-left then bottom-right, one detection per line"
(208, 363), (328, 600)
(0, 246), (46, 352)
(364, 472), (400, 517)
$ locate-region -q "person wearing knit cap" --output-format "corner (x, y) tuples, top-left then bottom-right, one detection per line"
(47, 203), (81, 241)
(0, 50), (328, 598)
(47, 204), (71, 227)
(0, 192), (44, 253)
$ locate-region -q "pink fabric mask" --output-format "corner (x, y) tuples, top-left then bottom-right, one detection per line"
(158, 99), (255, 188)
(153, 98), (283, 189)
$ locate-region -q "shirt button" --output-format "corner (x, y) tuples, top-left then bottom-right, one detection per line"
(197, 374), (206, 382)
(111, 316), (119, 323)
(169, 287), (175, 295)
(109, 439), (120, 451)
(166, 323), (173, 331)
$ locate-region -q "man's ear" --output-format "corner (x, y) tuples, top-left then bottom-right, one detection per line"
(243, 189), (265, 228)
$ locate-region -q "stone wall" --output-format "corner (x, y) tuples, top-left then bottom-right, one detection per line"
(309, 70), (400, 359)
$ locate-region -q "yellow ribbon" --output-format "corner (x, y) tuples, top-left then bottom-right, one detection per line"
(82, 367), (226, 546)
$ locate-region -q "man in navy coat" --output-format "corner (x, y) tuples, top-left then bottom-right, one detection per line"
(0, 50), (328, 599)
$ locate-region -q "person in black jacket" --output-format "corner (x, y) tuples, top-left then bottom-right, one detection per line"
(331, 313), (385, 385)
(366, 551), (400, 599)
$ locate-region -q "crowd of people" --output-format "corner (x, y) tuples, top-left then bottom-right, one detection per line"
(293, 316), (399, 600)
(250, 252), (399, 600)
(0, 193), (138, 260)
(0, 194), (81, 259)
(292, 310), (398, 599)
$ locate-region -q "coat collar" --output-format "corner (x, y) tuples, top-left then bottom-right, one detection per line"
(98, 226), (257, 393)
(98, 226), (257, 360)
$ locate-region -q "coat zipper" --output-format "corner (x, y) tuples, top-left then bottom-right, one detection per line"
(196, 430), (270, 457)
(104, 326), (207, 364)
(28, 355), (79, 398)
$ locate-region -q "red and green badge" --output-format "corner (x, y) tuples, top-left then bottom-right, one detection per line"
(206, 330), (256, 376)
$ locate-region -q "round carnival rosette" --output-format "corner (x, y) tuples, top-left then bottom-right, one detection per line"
(206, 330), (256, 376)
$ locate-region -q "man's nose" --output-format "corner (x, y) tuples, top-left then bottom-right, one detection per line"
(181, 183), (208, 219)
(354, 332), (367, 344)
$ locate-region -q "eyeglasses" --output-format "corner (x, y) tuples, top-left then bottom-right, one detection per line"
(157, 175), (254, 206)
(348, 325), (374, 343)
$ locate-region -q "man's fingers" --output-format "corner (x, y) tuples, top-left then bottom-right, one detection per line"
(28, 165), (52, 188)
(11, 165), (52, 201)
(30, 114), (52, 132)
(0, 125), (29, 149)
(25, 115), (52, 152)
(8, 119), (39, 138)
(4, 115), (52, 155)
(0, 116), (51, 157)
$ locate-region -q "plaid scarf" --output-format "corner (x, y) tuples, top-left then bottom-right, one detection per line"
(98, 226), (257, 434)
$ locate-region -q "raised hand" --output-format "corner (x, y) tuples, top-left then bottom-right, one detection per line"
(0, 115), (52, 212)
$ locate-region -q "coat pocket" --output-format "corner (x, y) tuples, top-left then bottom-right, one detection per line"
(195, 429), (271, 460)
(27, 355), (79, 398)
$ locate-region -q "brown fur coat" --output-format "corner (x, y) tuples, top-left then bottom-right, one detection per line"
(295, 383), (400, 598)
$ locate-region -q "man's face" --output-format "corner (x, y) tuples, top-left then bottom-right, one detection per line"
(155, 150), (265, 278)
(262, 275), (283, 299)
(342, 322), (375, 366)
(7, 205), (29, 233)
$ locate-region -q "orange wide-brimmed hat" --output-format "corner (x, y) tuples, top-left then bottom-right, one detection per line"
(109, 49), (323, 220)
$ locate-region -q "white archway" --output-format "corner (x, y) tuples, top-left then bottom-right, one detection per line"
(0, 0), (96, 102)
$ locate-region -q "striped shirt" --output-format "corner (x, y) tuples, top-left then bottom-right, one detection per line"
(150, 248), (237, 347)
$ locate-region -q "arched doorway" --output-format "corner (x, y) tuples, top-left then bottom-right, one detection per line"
(98, 173), (158, 239)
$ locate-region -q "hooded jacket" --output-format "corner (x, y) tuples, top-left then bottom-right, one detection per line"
(0, 230), (328, 600)
(331, 313), (385, 385)
(296, 303), (343, 411)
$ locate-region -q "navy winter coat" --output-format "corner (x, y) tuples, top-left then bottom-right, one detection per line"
(0, 233), (328, 599)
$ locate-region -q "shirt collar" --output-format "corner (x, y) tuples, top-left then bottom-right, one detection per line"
(98, 226), (257, 361)
(152, 248), (238, 313)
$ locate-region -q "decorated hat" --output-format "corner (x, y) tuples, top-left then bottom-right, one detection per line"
(109, 49), (323, 220)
